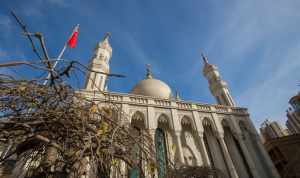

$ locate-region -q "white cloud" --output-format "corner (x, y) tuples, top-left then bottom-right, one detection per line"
(115, 31), (160, 74)
(236, 41), (300, 128)
(205, 0), (300, 128)
(208, 0), (300, 60)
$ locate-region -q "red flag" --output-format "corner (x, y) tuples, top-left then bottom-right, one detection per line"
(67, 24), (79, 48)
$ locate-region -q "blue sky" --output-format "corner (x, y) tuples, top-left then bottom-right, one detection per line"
(1, 0), (300, 129)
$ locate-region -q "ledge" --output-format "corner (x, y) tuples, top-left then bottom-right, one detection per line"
(78, 90), (249, 116)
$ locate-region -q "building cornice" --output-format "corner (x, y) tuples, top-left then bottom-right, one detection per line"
(78, 90), (249, 116)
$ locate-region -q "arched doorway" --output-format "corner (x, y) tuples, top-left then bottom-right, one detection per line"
(155, 128), (168, 178)
(239, 121), (271, 178)
(222, 120), (252, 178)
(155, 113), (177, 178)
(180, 116), (200, 166)
(128, 111), (146, 178)
(202, 118), (229, 178)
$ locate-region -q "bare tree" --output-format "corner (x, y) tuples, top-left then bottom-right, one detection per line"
(0, 12), (155, 178)
(0, 11), (230, 178)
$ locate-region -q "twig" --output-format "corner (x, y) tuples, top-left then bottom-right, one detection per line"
(10, 11), (43, 61)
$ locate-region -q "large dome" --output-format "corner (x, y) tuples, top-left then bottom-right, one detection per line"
(131, 78), (172, 99)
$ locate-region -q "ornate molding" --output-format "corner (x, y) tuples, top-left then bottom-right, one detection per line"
(79, 90), (249, 117)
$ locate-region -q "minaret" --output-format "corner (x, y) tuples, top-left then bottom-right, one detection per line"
(202, 54), (236, 106)
(85, 33), (112, 91)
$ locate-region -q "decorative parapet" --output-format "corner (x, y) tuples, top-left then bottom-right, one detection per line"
(231, 108), (246, 114)
(154, 99), (171, 107)
(129, 96), (148, 104)
(176, 101), (193, 110)
(104, 93), (123, 102)
(214, 105), (229, 113)
(79, 90), (248, 116)
(196, 104), (211, 112)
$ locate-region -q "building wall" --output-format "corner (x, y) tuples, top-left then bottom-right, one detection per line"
(82, 90), (280, 178)
(260, 120), (289, 142)
(264, 134), (300, 177)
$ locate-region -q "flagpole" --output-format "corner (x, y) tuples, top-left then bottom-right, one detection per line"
(43, 24), (79, 85)
(43, 44), (67, 85)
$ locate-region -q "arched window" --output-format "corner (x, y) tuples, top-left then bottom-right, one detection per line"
(202, 118), (215, 166)
(239, 121), (271, 177)
(128, 127), (142, 178)
(180, 116), (199, 166)
(155, 128), (168, 178)
(202, 118), (230, 177)
(128, 111), (146, 178)
(131, 111), (146, 129)
(222, 119), (252, 178)
(157, 114), (169, 128)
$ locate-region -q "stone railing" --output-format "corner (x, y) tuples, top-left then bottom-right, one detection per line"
(177, 101), (193, 110)
(154, 99), (171, 107)
(215, 105), (229, 113)
(196, 104), (211, 111)
(104, 93), (123, 102)
(231, 108), (247, 115)
(81, 90), (248, 116)
(129, 97), (148, 104)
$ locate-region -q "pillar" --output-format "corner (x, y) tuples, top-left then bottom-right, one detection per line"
(149, 129), (158, 178)
(174, 131), (185, 165)
(254, 135), (281, 178)
(235, 134), (260, 178)
(197, 132), (211, 166)
(217, 135), (239, 178)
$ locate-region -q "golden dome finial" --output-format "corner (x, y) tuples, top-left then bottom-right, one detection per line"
(201, 52), (209, 64)
(146, 64), (153, 79)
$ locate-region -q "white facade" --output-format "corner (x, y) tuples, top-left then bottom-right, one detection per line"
(85, 33), (112, 91)
(82, 34), (280, 178)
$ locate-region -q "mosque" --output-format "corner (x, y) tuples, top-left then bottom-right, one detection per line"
(81, 33), (280, 178)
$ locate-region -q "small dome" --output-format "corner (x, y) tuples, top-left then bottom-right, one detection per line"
(131, 78), (172, 99)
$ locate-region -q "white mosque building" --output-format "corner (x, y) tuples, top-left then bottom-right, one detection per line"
(81, 34), (280, 178)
